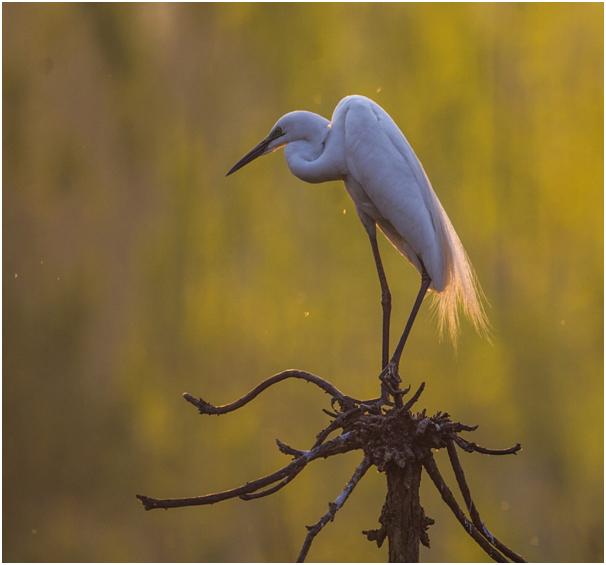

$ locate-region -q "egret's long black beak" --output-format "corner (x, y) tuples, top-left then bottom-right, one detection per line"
(226, 129), (285, 176)
(226, 138), (270, 176)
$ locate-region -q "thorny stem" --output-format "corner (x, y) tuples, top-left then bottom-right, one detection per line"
(297, 457), (372, 562)
(446, 441), (526, 562)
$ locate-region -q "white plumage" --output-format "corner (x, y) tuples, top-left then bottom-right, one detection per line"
(227, 95), (488, 347)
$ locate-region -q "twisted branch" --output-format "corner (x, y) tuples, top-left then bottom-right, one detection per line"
(422, 454), (508, 563)
(454, 435), (522, 456)
(239, 469), (302, 500)
(182, 369), (358, 415)
(138, 366), (525, 563)
(136, 432), (357, 511)
(313, 406), (362, 449)
(446, 441), (525, 562)
(240, 437), (316, 500)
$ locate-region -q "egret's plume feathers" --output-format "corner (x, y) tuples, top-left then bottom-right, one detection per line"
(429, 196), (490, 344)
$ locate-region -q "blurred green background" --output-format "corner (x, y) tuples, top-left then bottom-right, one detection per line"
(3, 3), (603, 562)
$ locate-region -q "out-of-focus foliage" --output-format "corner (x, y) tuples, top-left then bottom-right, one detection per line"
(3, 4), (603, 562)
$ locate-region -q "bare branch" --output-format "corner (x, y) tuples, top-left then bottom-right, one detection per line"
(402, 381), (426, 412)
(275, 438), (306, 458)
(239, 470), (301, 500)
(446, 441), (489, 533)
(136, 433), (357, 511)
(422, 455), (508, 563)
(182, 370), (358, 416)
(446, 441), (526, 562)
(297, 457), (372, 562)
(454, 436), (522, 456)
(312, 406), (362, 449)
(138, 362), (525, 563)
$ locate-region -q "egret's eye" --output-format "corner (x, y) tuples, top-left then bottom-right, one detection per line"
(271, 126), (285, 139)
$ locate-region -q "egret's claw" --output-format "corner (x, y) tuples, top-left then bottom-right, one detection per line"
(379, 362), (400, 390)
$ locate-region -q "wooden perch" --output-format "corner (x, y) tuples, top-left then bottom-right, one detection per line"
(137, 367), (525, 562)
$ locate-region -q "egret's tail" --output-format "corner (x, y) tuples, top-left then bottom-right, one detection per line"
(430, 201), (490, 345)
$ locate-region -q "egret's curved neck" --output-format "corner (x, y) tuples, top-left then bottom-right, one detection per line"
(284, 116), (343, 184)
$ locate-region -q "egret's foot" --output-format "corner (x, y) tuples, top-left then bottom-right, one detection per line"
(379, 362), (401, 393)
(379, 362), (412, 408)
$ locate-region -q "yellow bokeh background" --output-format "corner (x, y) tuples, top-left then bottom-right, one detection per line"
(4, 4), (603, 562)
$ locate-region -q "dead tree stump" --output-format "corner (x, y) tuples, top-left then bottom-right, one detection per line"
(136, 370), (525, 562)
(385, 463), (424, 562)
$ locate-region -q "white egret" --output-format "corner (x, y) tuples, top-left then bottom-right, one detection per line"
(227, 95), (488, 396)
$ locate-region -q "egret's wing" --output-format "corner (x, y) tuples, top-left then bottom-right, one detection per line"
(342, 97), (445, 289)
(340, 95), (488, 341)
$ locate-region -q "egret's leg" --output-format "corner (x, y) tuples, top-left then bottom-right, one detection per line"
(365, 226), (392, 371)
(390, 266), (432, 373)
(363, 225), (393, 405)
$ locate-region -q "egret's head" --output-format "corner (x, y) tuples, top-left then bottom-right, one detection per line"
(226, 111), (330, 176)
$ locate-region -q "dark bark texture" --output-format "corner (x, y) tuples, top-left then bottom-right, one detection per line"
(138, 371), (524, 563)
(385, 462), (424, 562)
